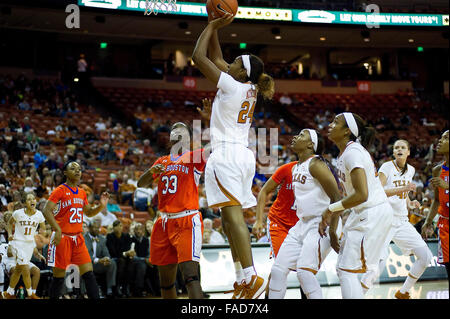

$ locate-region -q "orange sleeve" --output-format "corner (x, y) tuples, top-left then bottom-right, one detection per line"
(48, 186), (63, 204)
(271, 163), (290, 185)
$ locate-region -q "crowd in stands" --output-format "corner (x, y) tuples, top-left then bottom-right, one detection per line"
(0, 71), (448, 298)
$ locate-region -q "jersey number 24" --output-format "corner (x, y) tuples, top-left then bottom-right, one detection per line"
(237, 101), (256, 124)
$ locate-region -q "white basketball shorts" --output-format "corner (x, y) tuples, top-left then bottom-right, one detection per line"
(205, 143), (256, 209)
(9, 240), (35, 266)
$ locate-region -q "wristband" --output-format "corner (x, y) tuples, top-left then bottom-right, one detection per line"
(328, 201), (345, 212)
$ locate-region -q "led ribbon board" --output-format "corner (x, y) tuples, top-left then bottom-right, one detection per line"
(78, 1), (448, 26)
(293, 9), (449, 26)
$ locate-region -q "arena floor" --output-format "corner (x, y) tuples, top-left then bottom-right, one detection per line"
(205, 280), (449, 299)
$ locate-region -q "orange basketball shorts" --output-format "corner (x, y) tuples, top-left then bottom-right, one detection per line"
(150, 210), (203, 266)
(47, 233), (92, 270)
(267, 217), (292, 258)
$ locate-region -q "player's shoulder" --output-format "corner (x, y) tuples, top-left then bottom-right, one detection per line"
(12, 208), (24, 216)
(279, 161), (298, 171)
(379, 160), (394, 170)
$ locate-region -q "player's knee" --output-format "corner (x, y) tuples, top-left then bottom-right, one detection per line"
(415, 246), (433, 266)
(269, 263), (289, 291)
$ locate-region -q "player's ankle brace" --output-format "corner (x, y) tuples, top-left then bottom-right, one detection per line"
(82, 271), (99, 299)
(49, 277), (65, 299)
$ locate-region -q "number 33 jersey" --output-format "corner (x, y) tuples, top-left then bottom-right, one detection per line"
(151, 149), (206, 214)
(48, 184), (89, 234)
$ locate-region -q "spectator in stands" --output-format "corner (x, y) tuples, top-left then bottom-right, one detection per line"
(95, 118), (107, 131)
(278, 118), (292, 135)
(85, 219), (116, 298)
(129, 223), (150, 297)
(21, 116), (32, 133)
(203, 218), (225, 244)
(279, 93), (292, 106)
(0, 184), (11, 211)
(93, 205), (118, 229)
(106, 219), (135, 297)
(97, 144), (117, 164)
(23, 177), (36, 194)
(119, 174), (137, 206)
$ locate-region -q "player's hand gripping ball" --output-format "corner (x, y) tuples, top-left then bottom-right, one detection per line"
(206, 0), (238, 20)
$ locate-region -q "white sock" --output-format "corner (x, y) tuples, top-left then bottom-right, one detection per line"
(7, 286), (15, 295)
(297, 269), (322, 299)
(27, 288), (33, 296)
(32, 289), (36, 294)
(243, 266), (257, 285)
(234, 262), (244, 283)
(400, 246), (432, 293)
(338, 269), (364, 299)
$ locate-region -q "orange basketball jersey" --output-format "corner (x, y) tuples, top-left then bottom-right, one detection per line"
(48, 184), (89, 234)
(438, 163), (449, 218)
(268, 161), (299, 228)
(152, 149), (206, 213)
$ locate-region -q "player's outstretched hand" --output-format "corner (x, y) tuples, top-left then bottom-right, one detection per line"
(209, 12), (234, 29)
(429, 177), (449, 190)
(421, 222), (434, 239)
(197, 98), (212, 121)
(318, 209), (331, 238)
(150, 164), (166, 175)
(52, 229), (62, 246)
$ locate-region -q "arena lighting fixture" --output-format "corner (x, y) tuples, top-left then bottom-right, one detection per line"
(73, 78), (79, 82)
(231, 33), (237, 37)
(363, 63), (369, 69)
(185, 31), (191, 35)
(361, 30), (370, 42)
(319, 36), (326, 41)
(408, 38), (414, 43)
(275, 35), (282, 40)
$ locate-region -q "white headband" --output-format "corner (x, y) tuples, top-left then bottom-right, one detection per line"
(307, 129), (318, 152)
(241, 55), (251, 78)
(342, 112), (359, 137)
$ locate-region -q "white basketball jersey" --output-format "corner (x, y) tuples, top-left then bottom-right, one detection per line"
(12, 208), (45, 242)
(336, 142), (387, 213)
(379, 160), (415, 217)
(292, 156), (330, 219)
(210, 72), (257, 150)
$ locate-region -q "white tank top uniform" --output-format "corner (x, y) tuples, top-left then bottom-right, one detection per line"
(9, 208), (45, 265)
(378, 161), (428, 257)
(205, 71), (258, 209)
(336, 141), (393, 273)
(268, 156), (342, 298)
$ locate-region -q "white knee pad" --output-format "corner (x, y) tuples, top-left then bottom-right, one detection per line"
(412, 246), (433, 276)
(269, 263), (289, 292)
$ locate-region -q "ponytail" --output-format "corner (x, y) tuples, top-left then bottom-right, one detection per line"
(348, 113), (376, 149)
(313, 130), (342, 192)
(257, 73), (275, 100)
(245, 54), (275, 100)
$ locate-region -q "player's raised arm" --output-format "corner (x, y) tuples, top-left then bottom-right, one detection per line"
(192, 13), (234, 85)
(137, 163), (165, 188)
(254, 178), (279, 238)
(84, 192), (110, 218)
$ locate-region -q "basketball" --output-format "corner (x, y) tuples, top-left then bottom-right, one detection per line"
(206, 0), (238, 20)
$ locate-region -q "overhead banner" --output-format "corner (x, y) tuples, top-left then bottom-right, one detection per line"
(78, 1), (448, 26)
(293, 9), (448, 26)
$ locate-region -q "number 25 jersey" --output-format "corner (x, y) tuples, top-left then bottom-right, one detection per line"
(152, 149), (206, 214)
(48, 183), (89, 234)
